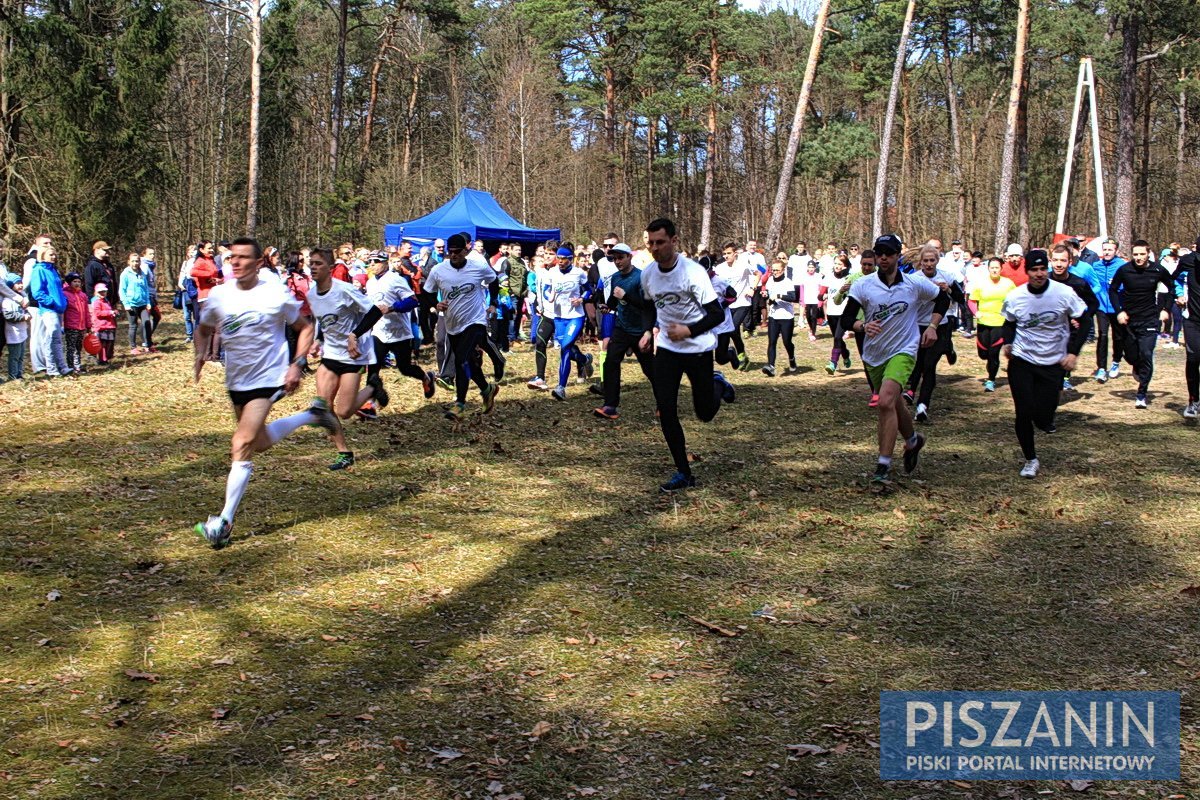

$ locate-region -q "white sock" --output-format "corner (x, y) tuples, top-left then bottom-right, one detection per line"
(878, 455), (892, 468)
(264, 410), (316, 447)
(220, 461), (254, 523)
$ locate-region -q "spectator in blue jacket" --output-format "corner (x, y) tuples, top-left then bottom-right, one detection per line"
(26, 245), (72, 377)
(119, 251), (154, 353)
(1090, 238), (1128, 384)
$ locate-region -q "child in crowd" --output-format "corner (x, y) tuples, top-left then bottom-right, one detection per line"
(91, 283), (117, 365)
(2, 278), (29, 381)
(62, 271), (91, 373)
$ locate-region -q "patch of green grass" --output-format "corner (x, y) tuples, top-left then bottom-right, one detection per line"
(0, 318), (1197, 798)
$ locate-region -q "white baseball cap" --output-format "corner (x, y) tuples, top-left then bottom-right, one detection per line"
(1005, 243), (1023, 257)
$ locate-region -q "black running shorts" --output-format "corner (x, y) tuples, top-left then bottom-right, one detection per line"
(319, 358), (366, 376)
(228, 385), (284, 407)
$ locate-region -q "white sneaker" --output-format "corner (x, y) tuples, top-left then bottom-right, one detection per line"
(1184, 402), (1199, 419)
(1108, 362), (1120, 379)
(914, 403), (929, 422)
(1019, 458), (1040, 479)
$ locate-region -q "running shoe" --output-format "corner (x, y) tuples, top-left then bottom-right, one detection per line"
(584, 353), (594, 380)
(983, 380), (995, 393)
(493, 349), (507, 383)
(902, 432), (925, 474)
(843, 354), (853, 368)
(659, 471), (696, 493)
(1184, 401), (1199, 419)
(482, 382), (500, 413)
(366, 371), (389, 409)
(946, 347), (957, 366)
(868, 393), (879, 409)
(1094, 368), (1108, 383)
(902, 389), (915, 405)
(737, 353), (751, 372)
(422, 370), (437, 399)
(329, 451), (355, 470)
(551, 386), (567, 402)
(1019, 458), (1040, 478)
(355, 402), (378, 420)
(588, 382), (604, 396)
(1042, 421), (1057, 434)
(1109, 362), (1120, 379)
(762, 364), (776, 377)
(1134, 394), (1148, 409)
(783, 365), (800, 376)
(527, 377), (548, 391)
(148, 346), (160, 354)
(915, 403), (929, 423)
(444, 401), (466, 420)
(808, 333), (817, 342)
(870, 463), (890, 485)
(593, 405), (620, 420)
(714, 371), (736, 403)
(194, 515), (232, 550)
(436, 376), (454, 392)
(824, 361), (837, 376)
(307, 398), (340, 433)
(1062, 377), (1073, 391)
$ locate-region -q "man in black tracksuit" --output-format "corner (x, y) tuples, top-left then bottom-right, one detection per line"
(1108, 239), (1176, 408)
(1176, 237), (1200, 419)
(1049, 244), (1098, 392)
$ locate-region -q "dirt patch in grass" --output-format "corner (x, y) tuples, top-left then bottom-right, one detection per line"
(1, 318), (1196, 798)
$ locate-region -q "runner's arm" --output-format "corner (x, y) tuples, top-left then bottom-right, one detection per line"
(687, 299), (726, 337)
(1107, 269), (1125, 313)
(840, 297), (863, 331)
(353, 306), (384, 337)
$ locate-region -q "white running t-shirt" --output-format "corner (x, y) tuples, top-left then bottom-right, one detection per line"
(368, 271), (415, 344)
(1002, 281), (1087, 366)
(765, 276), (796, 320)
(641, 255), (717, 354)
(423, 259), (497, 335)
(847, 270), (941, 366)
(308, 278), (375, 366)
(201, 278), (300, 390)
(541, 266), (589, 320)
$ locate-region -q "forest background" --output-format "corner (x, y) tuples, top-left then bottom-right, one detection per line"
(0, 0), (1197, 271)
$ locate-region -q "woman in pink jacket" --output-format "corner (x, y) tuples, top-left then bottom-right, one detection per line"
(62, 272), (91, 372)
(90, 283), (117, 365)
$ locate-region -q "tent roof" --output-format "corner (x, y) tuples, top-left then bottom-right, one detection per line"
(383, 187), (560, 246)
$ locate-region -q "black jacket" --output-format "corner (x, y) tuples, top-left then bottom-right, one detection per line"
(84, 256), (116, 300)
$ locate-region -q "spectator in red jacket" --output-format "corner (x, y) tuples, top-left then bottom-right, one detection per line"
(62, 272), (91, 372)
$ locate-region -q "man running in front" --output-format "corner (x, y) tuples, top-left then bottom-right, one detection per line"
(840, 235), (948, 486)
(640, 218), (734, 492)
(192, 238), (337, 549)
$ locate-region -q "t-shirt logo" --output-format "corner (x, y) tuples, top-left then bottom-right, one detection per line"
(1022, 310), (1059, 329)
(654, 291), (683, 309)
(222, 311), (263, 335)
(871, 301), (908, 322)
(318, 312), (339, 328)
(447, 284), (475, 300)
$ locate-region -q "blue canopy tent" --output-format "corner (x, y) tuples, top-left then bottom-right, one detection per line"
(383, 187), (560, 248)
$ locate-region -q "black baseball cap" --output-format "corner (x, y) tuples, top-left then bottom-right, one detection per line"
(873, 234), (903, 255)
(1025, 249), (1049, 269)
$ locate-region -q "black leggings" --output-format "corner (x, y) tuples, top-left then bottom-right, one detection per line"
(1185, 319), (1200, 402)
(975, 324), (1005, 381)
(1008, 356), (1063, 460)
(730, 306), (752, 339)
(1095, 312), (1125, 370)
(908, 325), (951, 406)
(804, 304), (820, 335)
(533, 315), (555, 380)
(767, 317), (795, 367)
(368, 339), (426, 383)
(127, 306), (152, 349)
(653, 347), (722, 474)
(1122, 319), (1158, 393)
(826, 314), (846, 362)
(715, 331), (737, 365)
(602, 326), (654, 408)
(448, 324), (489, 403)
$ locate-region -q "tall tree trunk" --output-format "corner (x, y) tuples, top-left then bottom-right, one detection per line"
(899, 74), (913, 233)
(401, 66), (420, 180)
(246, 0), (262, 236)
(872, 0), (916, 240)
(358, 19), (395, 195)
(1176, 69), (1187, 233)
(1017, 64), (1029, 245)
(993, 0), (1029, 254)
(1113, 11), (1138, 249)
(765, 0), (831, 254)
(329, 0), (348, 188)
(1138, 55), (1152, 232)
(213, 8), (232, 239)
(603, 46), (616, 226)
(941, 26), (965, 241)
(698, 27), (720, 253)
(0, 2), (21, 238)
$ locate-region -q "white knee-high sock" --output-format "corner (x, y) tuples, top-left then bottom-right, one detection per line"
(220, 461), (254, 523)
(264, 410), (316, 447)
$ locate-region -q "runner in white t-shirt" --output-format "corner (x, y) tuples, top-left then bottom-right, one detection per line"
(640, 218), (735, 493)
(718, 242), (756, 371)
(365, 258), (436, 402)
(305, 248), (389, 469)
(841, 235), (949, 487)
(192, 238), (336, 549)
